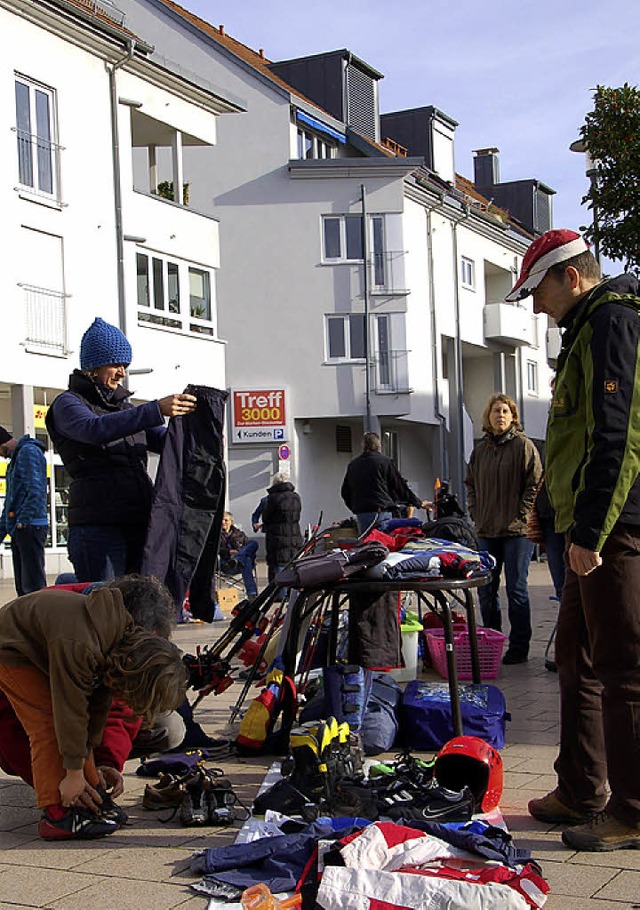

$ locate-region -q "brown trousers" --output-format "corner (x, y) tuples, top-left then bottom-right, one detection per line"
(555, 523), (640, 827)
(0, 664), (99, 808)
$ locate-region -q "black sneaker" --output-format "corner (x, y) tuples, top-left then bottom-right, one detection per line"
(39, 806), (118, 840)
(502, 649), (528, 665)
(252, 778), (316, 817)
(96, 788), (129, 827)
(383, 780), (475, 823)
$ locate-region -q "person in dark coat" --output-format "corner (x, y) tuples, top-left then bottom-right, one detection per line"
(262, 472), (303, 582)
(341, 432), (430, 533)
(45, 318), (196, 582)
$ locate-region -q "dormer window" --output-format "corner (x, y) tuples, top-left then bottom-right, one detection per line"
(297, 126), (335, 160)
(293, 110), (344, 160)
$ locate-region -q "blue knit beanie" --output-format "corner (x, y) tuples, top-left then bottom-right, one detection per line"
(80, 318), (132, 370)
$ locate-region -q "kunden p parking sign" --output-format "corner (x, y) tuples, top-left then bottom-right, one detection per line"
(231, 388), (288, 443)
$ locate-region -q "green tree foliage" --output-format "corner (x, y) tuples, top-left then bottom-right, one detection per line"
(580, 84), (640, 272)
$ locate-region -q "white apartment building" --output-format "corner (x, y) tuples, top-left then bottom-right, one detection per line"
(0, 0), (241, 576)
(115, 0), (556, 531)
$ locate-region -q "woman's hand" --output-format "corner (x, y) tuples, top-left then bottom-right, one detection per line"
(59, 769), (90, 807)
(158, 393), (197, 418)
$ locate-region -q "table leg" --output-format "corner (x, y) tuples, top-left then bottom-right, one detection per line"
(434, 590), (463, 737)
(464, 590), (482, 684)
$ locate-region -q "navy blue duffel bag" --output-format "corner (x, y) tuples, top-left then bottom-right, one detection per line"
(400, 681), (510, 751)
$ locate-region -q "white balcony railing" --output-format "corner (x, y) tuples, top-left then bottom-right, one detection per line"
(20, 284), (69, 355)
(368, 250), (409, 295)
(372, 350), (412, 394)
(14, 129), (63, 202)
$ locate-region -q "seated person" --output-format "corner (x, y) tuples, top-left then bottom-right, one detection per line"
(220, 511), (258, 598)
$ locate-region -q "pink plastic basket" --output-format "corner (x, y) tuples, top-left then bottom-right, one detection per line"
(425, 627), (507, 680)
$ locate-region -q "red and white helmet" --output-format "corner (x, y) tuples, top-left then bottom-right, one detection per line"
(434, 736), (503, 813)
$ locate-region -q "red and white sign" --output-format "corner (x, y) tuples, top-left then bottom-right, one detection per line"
(231, 388), (288, 443)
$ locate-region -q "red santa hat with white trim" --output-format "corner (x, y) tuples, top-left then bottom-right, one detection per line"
(506, 229), (590, 302)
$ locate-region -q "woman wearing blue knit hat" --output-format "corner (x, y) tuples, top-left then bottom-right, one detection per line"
(45, 318), (196, 582)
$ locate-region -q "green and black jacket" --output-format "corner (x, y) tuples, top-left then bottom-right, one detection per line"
(546, 274), (640, 551)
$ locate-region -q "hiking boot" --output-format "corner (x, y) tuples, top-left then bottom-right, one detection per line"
(528, 789), (596, 826)
(561, 810), (640, 852)
(179, 777), (207, 826)
(96, 788), (128, 827)
(142, 773), (183, 810)
(39, 806), (117, 840)
(323, 778), (379, 820)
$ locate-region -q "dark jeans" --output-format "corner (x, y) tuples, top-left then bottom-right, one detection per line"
(68, 524), (146, 582)
(222, 540), (258, 596)
(554, 522), (640, 826)
(477, 535), (534, 654)
(356, 511), (392, 535)
(11, 526), (47, 596)
(541, 517), (566, 600)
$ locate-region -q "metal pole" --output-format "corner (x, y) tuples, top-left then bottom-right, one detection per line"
(107, 40), (136, 347)
(361, 184), (372, 432)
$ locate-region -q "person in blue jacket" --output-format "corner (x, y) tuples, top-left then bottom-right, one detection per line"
(0, 428), (49, 595)
(45, 318), (196, 582)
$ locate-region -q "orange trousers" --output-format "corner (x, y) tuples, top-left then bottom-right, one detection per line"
(0, 664), (99, 808)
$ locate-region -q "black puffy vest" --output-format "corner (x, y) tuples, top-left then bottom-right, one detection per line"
(46, 371), (153, 527)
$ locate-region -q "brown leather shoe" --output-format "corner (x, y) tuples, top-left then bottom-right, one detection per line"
(528, 789), (595, 826)
(562, 810), (640, 851)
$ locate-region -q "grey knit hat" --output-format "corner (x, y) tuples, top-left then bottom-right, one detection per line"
(80, 318), (132, 370)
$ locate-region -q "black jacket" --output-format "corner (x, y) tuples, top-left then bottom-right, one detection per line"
(262, 482), (303, 566)
(45, 370), (164, 527)
(341, 451), (421, 514)
(141, 385), (227, 621)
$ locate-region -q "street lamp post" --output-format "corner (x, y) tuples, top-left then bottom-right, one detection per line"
(569, 138), (602, 268)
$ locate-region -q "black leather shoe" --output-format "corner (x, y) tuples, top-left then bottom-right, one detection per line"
(502, 649), (528, 665)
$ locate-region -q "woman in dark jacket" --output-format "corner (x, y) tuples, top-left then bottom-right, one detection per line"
(465, 393), (542, 664)
(46, 318), (196, 582)
(261, 472), (303, 582)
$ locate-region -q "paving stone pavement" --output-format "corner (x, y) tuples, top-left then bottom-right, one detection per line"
(0, 561), (638, 908)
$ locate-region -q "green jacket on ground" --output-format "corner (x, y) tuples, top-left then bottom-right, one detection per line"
(546, 274), (640, 551)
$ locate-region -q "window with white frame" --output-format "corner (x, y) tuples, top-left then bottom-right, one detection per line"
(460, 256), (475, 289)
(323, 215), (363, 261)
(14, 75), (59, 199)
(325, 314), (366, 361)
(322, 213), (386, 273)
(297, 127), (335, 160)
(526, 360), (539, 395)
(136, 252), (215, 336)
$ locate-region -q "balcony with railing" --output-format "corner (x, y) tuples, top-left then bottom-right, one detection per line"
(20, 284), (69, 356)
(372, 349), (412, 394)
(368, 250), (409, 296)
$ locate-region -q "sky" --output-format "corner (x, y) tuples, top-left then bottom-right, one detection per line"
(177, 0), (640, 271)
